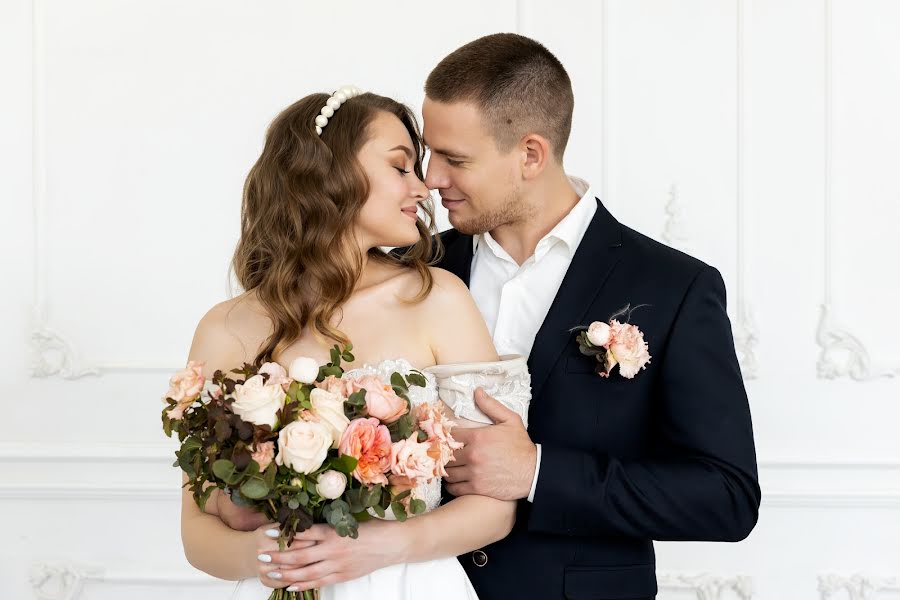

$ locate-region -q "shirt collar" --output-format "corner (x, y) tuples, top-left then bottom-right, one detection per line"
(472, 175), (597, 261)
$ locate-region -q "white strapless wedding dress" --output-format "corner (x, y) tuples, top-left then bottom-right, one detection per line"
(229, 356), (532, 600)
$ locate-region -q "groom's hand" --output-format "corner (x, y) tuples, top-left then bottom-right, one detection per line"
(445, 387), (536, 501)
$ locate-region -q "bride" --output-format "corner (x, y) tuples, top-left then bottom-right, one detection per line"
(179, 87), (531, 599)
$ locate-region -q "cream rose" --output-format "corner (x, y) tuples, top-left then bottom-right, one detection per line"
(310, 388), (351, 448)
(315, 470), (348, 500)
(607, 320), (652, 379)
(231, 374), (286, 428)
(275, 419), (331, 474)
(586, 321), (612, 347)
(289, 356), (320, 384)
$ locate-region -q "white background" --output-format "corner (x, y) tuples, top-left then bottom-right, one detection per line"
(1, 1), (898, 599)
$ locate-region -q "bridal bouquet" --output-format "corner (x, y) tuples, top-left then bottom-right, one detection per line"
(161, 344), (463, 600)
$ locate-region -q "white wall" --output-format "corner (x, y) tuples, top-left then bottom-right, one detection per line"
(1, 1), (898, 599)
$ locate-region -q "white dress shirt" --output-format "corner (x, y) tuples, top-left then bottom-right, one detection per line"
(468, 176), (598, 502)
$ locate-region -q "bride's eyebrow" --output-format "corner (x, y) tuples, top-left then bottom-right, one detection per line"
(388, 145), (415, 160)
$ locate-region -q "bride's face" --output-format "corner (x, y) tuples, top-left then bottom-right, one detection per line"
(354, 111), (429, 249)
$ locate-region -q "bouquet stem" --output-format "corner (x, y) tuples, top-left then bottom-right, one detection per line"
(268, 588), (319, 600)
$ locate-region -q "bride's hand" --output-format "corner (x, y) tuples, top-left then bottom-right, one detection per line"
(216, 489), (271, 531)
(262, 520), (408, 593)
(251, 523), (318, 589)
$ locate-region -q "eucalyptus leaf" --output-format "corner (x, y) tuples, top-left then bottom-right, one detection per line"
(239, 478), (269, 500)
(409, 499), (426, 515)
(212, 459), (236, 481)
(390, 502), (408, 522)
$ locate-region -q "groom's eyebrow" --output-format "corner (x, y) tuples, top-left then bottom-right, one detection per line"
(423, 141), (469, 160)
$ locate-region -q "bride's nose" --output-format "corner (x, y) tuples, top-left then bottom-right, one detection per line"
(410, 175), (428, 199)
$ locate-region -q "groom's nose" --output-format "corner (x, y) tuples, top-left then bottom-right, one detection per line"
(424, 159), (450, 191)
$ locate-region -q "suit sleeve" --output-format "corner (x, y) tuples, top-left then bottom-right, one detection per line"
(527, 266), (761, 542)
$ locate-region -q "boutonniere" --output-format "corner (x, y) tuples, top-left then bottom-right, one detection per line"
(570, 304), (652, 378)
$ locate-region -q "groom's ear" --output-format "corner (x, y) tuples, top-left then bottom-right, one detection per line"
(520, 133), (552, 180)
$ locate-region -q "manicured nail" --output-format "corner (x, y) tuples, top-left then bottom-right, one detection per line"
(286, 586), (300, 592)
(257, 553), (272, 563)
(265, 528), (280, 538)
(268, 571), (282, 580)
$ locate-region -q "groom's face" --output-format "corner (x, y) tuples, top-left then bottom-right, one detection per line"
(422, 98), (525, 235)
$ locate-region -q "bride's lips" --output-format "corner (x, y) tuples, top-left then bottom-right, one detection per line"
(441, 197), (466, 210)
(401, 206), (418, 220)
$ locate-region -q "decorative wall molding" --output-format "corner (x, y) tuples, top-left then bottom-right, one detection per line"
(0, 441), (176, 462)
(818, 574), (900, 600)
(733, 0), (758, 380)
(29, 562), (226, 600)
(658, 573), (753, 600)
(0, 483), (179, 501)
(662, 183), (690, 250)
(30, 317), (100, 379)
(816, 304), (900, 380)
(28, 0), (181, 379)
(815, 0), (899, 381)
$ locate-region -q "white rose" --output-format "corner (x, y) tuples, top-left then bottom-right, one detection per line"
(289, 356), (320, 384)
(231, 375), (286, 428)
(309, 388), (351, 448)
(315, 470), (348, 500)
(275, 419), (331, 474)
(586, 321), (612, 347)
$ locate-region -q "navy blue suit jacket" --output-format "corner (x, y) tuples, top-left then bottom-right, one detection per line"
(435, 198), (760, 600)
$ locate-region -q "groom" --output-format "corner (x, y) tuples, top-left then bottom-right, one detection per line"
(216, 33), (760, 599)
(421, 33), (760, 599)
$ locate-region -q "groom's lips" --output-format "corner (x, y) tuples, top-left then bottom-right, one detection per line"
(441, 197), (465, 210)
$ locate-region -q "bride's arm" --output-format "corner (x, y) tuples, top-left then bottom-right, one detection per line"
(259, 270), (519, 590)
(394, 269), (517, 559)
(177, 303), (303, 584)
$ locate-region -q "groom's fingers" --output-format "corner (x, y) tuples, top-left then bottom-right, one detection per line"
(473, 387), (517, 424)
(445, 481), (475, 496)
(444, 464), (470, 483)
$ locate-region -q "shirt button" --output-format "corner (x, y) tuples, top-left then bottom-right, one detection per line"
(472, 550), (488, 567)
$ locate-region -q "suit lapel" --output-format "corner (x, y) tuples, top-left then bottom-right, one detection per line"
(527, 198), (624, 401)
(438, 231), (474, 286)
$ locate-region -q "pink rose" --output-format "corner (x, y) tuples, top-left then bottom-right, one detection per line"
(316, 375), (354, 398)
(586, 321), (612, 347)
(349, 375), (409, 424)
(338, 417), (392, 486)
(250, 441), (275, 470)
(258, 362), (291, 387)
(163, 361), (206, 420)
(416, 403), (463, 477)
(390, 433), (437, 487)
(607, 320), (652, 379)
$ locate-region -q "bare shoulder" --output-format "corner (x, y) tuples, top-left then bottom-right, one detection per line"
(187, 291), (271, 376)
(421, 266), (473, 305)
(418, 267), (498, 364)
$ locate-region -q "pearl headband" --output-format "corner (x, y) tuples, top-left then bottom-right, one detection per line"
(314, 85), (363, 135)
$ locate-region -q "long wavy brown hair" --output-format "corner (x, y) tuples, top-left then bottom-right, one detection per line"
(231, 92), (441, 366)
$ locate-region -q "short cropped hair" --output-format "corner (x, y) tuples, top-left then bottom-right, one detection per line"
(425, 33), (574, 161)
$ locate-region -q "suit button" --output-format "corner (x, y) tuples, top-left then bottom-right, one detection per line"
(472, 550), (488, 567)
